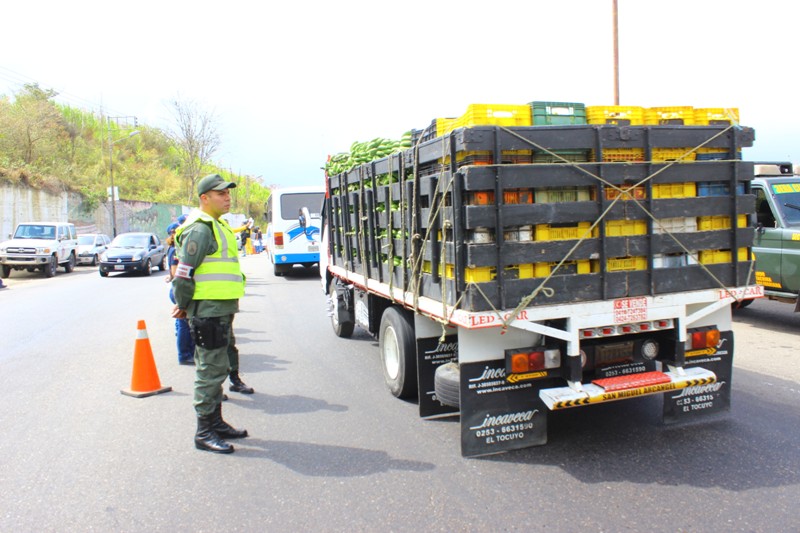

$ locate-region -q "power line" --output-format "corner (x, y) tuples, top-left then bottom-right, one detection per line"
(0, 65), (130, 116)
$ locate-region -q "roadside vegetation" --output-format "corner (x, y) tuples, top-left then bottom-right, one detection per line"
(0, 83), (269, 217)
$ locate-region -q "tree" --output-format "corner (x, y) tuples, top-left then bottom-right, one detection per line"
(166, 96), (221, 201)
(0, 83), (67, 166)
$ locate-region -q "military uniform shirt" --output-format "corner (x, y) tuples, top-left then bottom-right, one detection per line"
(173, 220), (240, 318)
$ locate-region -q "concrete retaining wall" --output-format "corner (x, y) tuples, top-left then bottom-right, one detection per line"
(1, 183), (190, 238)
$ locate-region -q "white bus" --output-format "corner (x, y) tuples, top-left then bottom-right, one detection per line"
(265, 185), (325, 276)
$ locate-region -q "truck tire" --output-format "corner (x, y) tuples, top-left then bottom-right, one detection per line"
(1, 265), (10, 278)
(329, 278), (354, 338)
(379, 307), (417, 399)
(274, 263), (290, 277)
(63, 253), (75, 273)
(44, 256), (57, 278)
(434, 362), (460, 408)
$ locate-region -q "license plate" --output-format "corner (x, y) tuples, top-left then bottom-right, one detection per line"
(114, 265), (125, 271)
(308, 245), (319, 252)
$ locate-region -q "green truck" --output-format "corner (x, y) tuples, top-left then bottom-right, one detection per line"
(750, 162), (800, 307)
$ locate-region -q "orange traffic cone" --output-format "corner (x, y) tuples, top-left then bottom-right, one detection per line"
(121, 320), (172, 398)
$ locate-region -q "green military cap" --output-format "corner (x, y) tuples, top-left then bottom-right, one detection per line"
(197, 174), (237, 196)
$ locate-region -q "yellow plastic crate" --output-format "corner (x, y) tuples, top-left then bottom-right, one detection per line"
(699, 248), (750, 264)
(652, 148), (698, 162)
(653, 217), (697, 234)
(594, 148), (646, 162)
(605, 219), (647, 237)
(465, 266), (496, 283)
(535, 222), (597, 241)
(456, 104), (532, 129)
(697, 215), (748, 231)
(435, 117), (459, 137)
(532, 260), (593, 278)
(644, 106), (696, 125)
(694, 108), (739, 126)
(607, 256), (648, 272)
(422, 262), (458, 279)
(652, 182), (697, 198)
(587, 105), (645, 126)
(441, 150), (493, 166)
(534, 187), (593, 203)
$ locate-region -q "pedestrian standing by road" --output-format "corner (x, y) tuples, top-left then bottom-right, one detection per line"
(165, 222), (195, 365)
(172, 174), (250, 454)
(240, 225), (250, 257)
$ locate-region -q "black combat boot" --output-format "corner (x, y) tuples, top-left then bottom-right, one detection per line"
(194, 414), (234, 454)
(229, 371), (254, 394)
(212, 404), (248, 439)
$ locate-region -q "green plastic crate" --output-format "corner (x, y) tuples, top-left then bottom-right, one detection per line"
(530, 101), (587, 125)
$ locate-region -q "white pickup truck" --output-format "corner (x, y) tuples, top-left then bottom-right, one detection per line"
(0, 221), (78, 278)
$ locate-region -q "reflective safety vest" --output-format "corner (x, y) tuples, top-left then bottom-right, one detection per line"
(177, 212), (244, 300)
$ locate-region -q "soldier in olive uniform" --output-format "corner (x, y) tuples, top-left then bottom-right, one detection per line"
(172, 174), (250, 453)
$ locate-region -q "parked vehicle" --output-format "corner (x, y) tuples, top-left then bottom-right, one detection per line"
(98, 232), (167, 277)
(321, 106), (761, 456)
(265, 185), (324, 276)
(0, 221), (78, 278)
(76, 234), (111, 266)
(748, 162), (800, 306)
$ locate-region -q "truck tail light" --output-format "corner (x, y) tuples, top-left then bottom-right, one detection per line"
(274, 232), (284, 247)
(689, 328), (720, 350)
(508, 348), (561, 373)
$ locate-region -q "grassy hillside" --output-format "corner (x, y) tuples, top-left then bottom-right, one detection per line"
(0, 84), (269, 218)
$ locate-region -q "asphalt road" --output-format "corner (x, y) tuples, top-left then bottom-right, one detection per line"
(0, 255), (798, 532)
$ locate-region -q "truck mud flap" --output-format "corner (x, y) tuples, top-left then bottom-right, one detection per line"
(662, 330), (733, 424)
(459, 360), (548, 457)
(416, 335), (459, 418)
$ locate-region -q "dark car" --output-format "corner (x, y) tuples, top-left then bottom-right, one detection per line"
(98, 232), (167, 277)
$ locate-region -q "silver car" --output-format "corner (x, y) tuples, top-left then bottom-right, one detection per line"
(77, 234), (111, 266)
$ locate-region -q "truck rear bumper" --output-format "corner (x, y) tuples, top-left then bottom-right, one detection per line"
(539, 366), (716, 410)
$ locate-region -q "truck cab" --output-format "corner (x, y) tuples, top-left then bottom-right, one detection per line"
(750, 163), (800, 304)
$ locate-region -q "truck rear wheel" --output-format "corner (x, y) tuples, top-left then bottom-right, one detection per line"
(379, 307), (417, 399)
(434, 362), (460, 408)
(329, 278), (354, 338)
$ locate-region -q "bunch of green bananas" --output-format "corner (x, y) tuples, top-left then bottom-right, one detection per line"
(325, 131), (414, 176)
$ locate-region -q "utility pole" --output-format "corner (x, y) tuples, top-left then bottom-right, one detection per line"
(613, 0), (620, 105)
(244, 170), (250, 218)
(107, 116), (139, 237)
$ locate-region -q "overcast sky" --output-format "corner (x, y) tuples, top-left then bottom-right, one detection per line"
(1, 0), (797, 188)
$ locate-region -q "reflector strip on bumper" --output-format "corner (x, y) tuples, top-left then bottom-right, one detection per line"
(539, 367), (716, 410)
